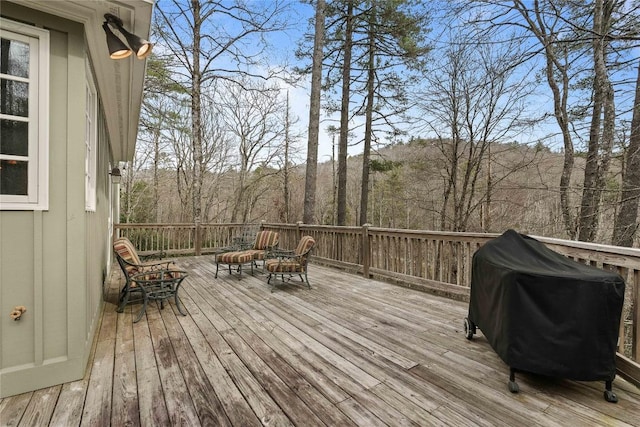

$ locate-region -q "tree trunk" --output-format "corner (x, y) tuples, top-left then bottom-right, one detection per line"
(543, 26), (575, 239)
(514, 1), (576, 239)
(303, 0), (326, 225)
(337, 1), (353, 226)
(123, 168), (132, 223)
(191, 0), (203, 224)
(284, 91), (291, 223)
(230, 147), (249, 223)
(613, 60), (640, 247)
(485, 143), (492, 232)
(152, 121), (161, 222)
(578, 0), (614, 242)
(359, 6), (375, 226)
(440, 137), (457, 231)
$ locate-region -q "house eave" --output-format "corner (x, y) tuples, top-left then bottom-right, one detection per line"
(8, 0), (153, 163)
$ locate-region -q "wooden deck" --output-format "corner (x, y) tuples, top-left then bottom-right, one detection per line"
(1, 257), (639, 426)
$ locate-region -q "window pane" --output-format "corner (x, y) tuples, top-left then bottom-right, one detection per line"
(0, 38), (29, 78)
(0, 159), (28, 195)
(1, 119), (28, 156)
(0, 78), (29, 116)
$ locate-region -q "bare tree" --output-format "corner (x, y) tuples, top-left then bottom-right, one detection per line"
(199, 89), (233, 222)
(509, 0), (579, 238)
(467, 0), (638, 241)
(166, 102), (194, 221)
(279, 91), (303, 222)
(161, 94), (228, 223)
(137, 97), (171, 222)
(154, 0), (290, 224)
(613, 60), (640, 246)
(578, 0), (617, 242)
(418, 31), (534, 231)
(217, 78), (288, 222)
(283, 91), (292, 223)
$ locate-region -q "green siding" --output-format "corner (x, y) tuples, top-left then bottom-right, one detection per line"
(43, 25), (70, 363)
(0, 213), (36, 367)
(84, 105), (112, 350)
(0, 3), (111, 398)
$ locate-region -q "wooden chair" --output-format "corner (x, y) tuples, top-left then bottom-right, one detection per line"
(265, 235), (315, 292)
(113, 237), (187, 321)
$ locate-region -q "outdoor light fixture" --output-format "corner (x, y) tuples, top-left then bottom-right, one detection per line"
(110, 167), (122, 184)
(103, 13), (153, 59)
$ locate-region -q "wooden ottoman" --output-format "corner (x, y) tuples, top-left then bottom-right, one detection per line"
(215, 251), (254, 278)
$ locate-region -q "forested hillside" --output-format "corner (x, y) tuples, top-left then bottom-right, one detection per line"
(123, 137), (626, 244)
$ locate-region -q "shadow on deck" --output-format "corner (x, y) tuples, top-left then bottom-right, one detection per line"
(1, 256), (639, 426)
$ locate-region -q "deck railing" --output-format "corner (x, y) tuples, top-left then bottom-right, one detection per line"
(114, 222), (639, 386)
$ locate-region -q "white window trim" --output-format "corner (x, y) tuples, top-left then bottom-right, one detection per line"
(0, 18), (49, 210)
(85, 59), (97, 211)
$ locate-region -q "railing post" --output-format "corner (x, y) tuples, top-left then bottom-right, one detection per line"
(362, 223), (371, 278)
(296, 221), (303, 242)
(195, 220), (202, 256)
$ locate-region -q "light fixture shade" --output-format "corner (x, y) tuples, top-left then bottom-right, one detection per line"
(102, 23), (132, 59)
(118, 26), (153, 59)
(110, 167), (122, 184)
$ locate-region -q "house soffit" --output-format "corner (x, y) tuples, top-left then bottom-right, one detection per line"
(7, 0), (153, 163)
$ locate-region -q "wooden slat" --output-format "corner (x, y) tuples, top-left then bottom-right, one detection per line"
(132, 309), (171, 426)
(175, 291), (261, 426)
(0, 391), (32, 425)
(160, 300), (232, 425)
(368, 382), (442, 426)
(17, 386), (61, 426)
(178, 277), (295, 426)
(1, 258), (639, 426)
(80, 307), (117, 427)
(48, 380), (88, 426)
(145, 306), (201, 425)
(111, 307), (140, 426)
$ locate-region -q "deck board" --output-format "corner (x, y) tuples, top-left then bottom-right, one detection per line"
(197, 288), (354, 426)
(17, 386), (60, 426)
(1, 257), (639, 426)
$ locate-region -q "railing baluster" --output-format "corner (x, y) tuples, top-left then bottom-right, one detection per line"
(633, 269), (639, 360)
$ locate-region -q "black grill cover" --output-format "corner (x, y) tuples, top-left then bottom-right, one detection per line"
(469, 229), (625, 381)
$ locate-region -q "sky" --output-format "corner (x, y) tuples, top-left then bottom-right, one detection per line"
(279, 1), (640, 160)
(271, 1), (555, 162)
(152, 1), (546, 164)
(151, 0), (640, 165)
(272, 2), (349, 164)
(248, 0), (412, 164)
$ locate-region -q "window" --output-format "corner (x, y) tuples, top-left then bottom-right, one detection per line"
(85, 60), (97, 211)
(0, 19), (49, 210)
